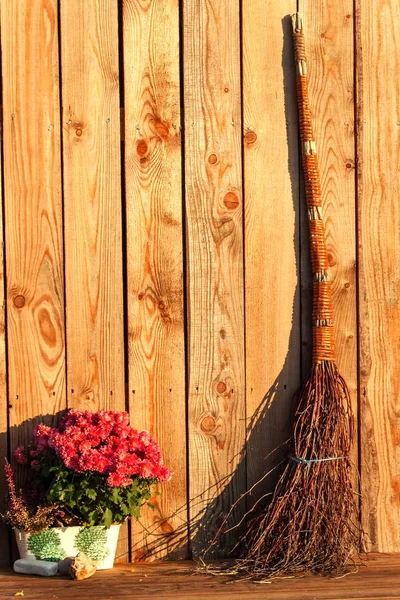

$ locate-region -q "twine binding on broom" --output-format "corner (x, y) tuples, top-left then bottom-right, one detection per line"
(289, 455), (347, 465)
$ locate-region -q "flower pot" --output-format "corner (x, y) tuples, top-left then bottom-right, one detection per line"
(14, 524), (121, 570)
(14, 528), (36, 560)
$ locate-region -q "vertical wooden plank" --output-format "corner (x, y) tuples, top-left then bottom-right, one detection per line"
(0, 26), (8, 562)
(243, 2), (300, 506)
(183, 0), (245, 557)
(299, 0), (357, 460)
(60, 0), (124, 410)
(1, 0), (65, 481)
(357, 0), (400, 552)
(60, 0), (126, 559)
(122, 0), (187, 560)
(0, 210), (8, 566)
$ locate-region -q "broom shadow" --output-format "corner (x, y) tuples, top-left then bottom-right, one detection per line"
(132, 15), (310, 561)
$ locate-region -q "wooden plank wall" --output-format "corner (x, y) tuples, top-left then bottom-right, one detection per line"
(0, 5), (7, 564)
(1, 0), (66, 563)
(59, 0), (127, 561)
(243, 0), (300, 512)
(122, 0), (186, 560)
(357, 0), (400, 552)
(183, 0), (246, 556)
(0, 0), (399, 562)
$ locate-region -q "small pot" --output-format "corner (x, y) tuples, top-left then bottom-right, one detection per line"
(14, 524), (121, 570)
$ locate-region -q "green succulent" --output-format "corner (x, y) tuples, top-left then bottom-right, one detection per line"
(27, 529), (65, 562)
(75, 526), (109, 560)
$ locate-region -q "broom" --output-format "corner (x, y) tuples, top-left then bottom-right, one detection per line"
(230, 13), (362, 578)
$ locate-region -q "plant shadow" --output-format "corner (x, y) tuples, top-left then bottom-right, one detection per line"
(0, 411), (66, 565)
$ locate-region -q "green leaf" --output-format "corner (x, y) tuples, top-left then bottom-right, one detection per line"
(86, 488), (97, 500)
(111, 488), (122, 504)
(103, 508), (113, 528)
(130, 505), (140, 519)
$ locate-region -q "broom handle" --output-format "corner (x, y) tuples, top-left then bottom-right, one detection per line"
(292, 13), (336, 364)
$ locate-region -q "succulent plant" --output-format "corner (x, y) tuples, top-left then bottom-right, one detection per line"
(75, 526), (109, 560)
(27, 529), (65, 561)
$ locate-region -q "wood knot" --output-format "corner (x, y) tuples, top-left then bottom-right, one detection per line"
(327, 253), (337, 267)
(38, 308), (57, 347)
(136, 139), (148, 157)
(208, 153), (218, 164)
(217, 381), (227, 394)
(344, 282), (351, 289)
(244, 131), (257, 144)
(223, 192), (240, 210)
(138, 293), (144, 300)
(72, 122), (85, 139)
(220, 329), (226, 339)
(82, 390), (95, 404)
(154, 120), (169, 139)
(346, 161), (354, 169)
(13, 295), (25, 308)
(200, 415), (216, 434)
(159, 520), (174, 535)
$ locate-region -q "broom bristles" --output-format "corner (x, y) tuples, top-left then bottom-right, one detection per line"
(235, 361), (362, 578)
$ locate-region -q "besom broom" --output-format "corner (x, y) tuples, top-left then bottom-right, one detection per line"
(205, 13), (363, 579)
(234, 13), (362, 577)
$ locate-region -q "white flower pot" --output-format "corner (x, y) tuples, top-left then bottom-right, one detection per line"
(14, 524), (121, 570)
(14, 528), (36, 560)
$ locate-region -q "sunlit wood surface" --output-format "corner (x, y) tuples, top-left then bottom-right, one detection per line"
(1, 554), (400, 600)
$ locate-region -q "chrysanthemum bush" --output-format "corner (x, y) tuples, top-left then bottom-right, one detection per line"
(9, 409), (171, 528)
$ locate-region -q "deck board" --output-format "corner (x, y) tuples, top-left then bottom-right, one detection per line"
(1, 554), (400, 599)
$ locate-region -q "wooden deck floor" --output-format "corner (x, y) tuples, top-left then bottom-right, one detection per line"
(1, 554), (400, 600)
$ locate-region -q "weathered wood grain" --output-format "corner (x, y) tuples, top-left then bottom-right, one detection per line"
(60, 0), (124, 410)
(183, 0), (246, 556)
(59, 0), (126, 560)
(0, 0), (398, 566)
(1, 0), (65, 463)
(356, 0), (400, 552)
(122, 0), (187, 560)
(243, 1), (300, 507)
(0, 58), (8, 569)
(299, 0), (357, 463)
(2, 554), (400, 599)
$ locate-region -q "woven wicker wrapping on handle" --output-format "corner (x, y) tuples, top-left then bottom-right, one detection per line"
(302, 155), (322, 208)
(292, 15), (335, 363)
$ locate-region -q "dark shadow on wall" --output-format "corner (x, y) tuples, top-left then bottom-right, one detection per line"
(0, 411), (66, 565)
(132, 15), (310, 562)
(0, 420), (10, 567)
